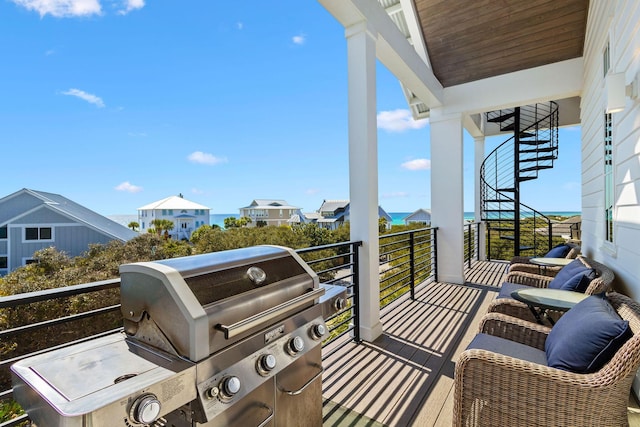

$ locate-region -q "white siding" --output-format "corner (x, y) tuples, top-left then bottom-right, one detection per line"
(581, 0), (640, 299)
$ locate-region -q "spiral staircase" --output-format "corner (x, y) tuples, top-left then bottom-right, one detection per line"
(480, 102), (559, 260)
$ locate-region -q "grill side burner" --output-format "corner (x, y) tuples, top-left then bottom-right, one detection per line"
(12, 245), (346, 426)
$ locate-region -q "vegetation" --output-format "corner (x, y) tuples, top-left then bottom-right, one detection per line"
(127, 221), (139, 232)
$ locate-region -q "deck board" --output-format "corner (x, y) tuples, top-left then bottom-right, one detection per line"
(322, 260), (506, 427)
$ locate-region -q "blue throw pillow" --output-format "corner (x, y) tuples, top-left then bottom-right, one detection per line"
(545, 295), (632, 373)
(548, 259), (588, 290)
(545, 244), (571, 258)
(555, 268), (597, 292)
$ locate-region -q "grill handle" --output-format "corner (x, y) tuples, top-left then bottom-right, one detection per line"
(277, 365), (324, 396)
(216, 288), (325, 339)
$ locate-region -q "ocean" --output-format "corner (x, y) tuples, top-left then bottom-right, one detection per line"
(109, 212), (581, 229)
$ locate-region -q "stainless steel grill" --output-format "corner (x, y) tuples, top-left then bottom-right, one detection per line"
(12, 245), (346, 426)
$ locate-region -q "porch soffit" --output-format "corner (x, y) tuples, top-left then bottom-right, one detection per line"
(413, 0), (588, 88)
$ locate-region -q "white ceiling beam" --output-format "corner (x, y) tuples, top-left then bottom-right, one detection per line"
(443, 57), (584, 116)
(319, 0), (443, 107)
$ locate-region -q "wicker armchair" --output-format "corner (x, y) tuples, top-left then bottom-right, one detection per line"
(487, 256), (615, 323)
(454, 292), (640, 427)
(509, 241), (581, 276)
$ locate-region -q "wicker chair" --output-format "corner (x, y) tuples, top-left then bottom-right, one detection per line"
(509, 241), (581, 277)
(487, 255), (615, 323)
(454, 292), (640, 427)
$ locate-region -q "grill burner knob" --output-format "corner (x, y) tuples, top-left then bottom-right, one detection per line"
(257, 354), (277, 375)
(287, 336), (305, 355)
(334, 297), (346, 311)
(220, 376), (241, 398)
(130, 394), (161, 424)
(311, 323), (326, 340)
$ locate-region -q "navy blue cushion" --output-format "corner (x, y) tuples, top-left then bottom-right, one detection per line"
(548, 259), (590, 290)
(555, 268), (597, 292)
(544, 244), (571, 258)
(497, 282), (532, 299)
(467, 333), (548, 366)
(545, 295), (632, 373)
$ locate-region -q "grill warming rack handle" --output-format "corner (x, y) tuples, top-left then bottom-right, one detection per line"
(215, 288), (325, 339)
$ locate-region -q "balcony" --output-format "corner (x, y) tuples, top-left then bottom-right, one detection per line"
(1, 226), (639, 426)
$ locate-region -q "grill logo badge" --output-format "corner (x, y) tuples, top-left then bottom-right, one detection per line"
(265, 324), (285, 344)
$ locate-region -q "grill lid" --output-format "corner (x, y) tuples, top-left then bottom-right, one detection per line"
(119, 245), (320, 362)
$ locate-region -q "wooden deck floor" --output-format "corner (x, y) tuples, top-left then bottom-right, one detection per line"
(321, 260), (640, 427)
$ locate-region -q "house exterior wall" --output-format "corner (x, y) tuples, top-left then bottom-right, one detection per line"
(581, 0), (640, 301)
(239, 207), (296, 227)
(138, 208), (209, 238)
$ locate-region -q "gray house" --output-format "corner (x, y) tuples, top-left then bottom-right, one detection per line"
(0, 188), (137, 276)
(403, 208), (431, 225)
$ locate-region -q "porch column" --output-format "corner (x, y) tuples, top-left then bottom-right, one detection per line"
(474, 135), (486, 260)
(430, 108), (465, 283)
(346, 21), (383, 342)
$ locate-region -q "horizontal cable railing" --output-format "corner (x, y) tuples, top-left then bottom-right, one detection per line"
(0, 227), (452, 423)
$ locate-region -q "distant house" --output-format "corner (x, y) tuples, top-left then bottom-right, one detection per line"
(310, 200), (392, 230)
(403, 208), (431, 226)
(138, 194), (210, 240)
(0, 188), (137, 276)
(239, 199), (302, 227)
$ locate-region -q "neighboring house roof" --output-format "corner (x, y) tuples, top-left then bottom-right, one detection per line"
(138, 195), (209, 211)
(304, 212), (322, 220)
(0, 188), (137, 241)
(240, 199), (299, 210)
(319, 200), (349, 214)
(403, 208), (432, 222)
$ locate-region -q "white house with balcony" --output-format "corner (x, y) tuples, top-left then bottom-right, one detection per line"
(138, 194), (209, 240)
(239, 199), (302, 227)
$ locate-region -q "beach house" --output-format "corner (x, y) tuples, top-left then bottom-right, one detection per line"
(310, 199), (392, 230)
(403, 208), (431, 226)
(137, 194), (210, 240)
(238, 199), (303, 227)
(0, 188), (137, 276)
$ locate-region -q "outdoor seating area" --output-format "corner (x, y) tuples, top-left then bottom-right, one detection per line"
(322, 257), (640, 427)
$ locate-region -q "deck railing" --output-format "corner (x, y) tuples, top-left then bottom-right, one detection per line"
(0, 225), (462, 425)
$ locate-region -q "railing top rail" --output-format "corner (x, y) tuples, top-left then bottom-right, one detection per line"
(380, 227), (436, 239)
(295, 240), (361, 254)
(0, 278), (121, 309)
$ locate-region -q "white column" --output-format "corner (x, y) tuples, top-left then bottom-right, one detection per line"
(474, 135), (487, 260)
(430, 108), (465, 284)
(346, 21), (382, 342)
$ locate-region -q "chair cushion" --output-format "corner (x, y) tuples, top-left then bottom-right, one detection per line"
(467, 333), (548, 366)
(548, 259), (596, 292)
(497, 282), (532, 299)
(545, 295), (632, 373)
(544, 244), (571, 258)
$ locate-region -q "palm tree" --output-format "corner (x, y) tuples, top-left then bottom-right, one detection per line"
(127, 221), (139, 232)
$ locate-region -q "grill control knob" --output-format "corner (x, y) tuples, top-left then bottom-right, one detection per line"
(130, 394), (162, 424)
(220, 376), (241, 398)
(287, 336), (305, 355)
(311, 323), (326, 340)
(257, 353), (277, 375)
(334, 297), (346, 311)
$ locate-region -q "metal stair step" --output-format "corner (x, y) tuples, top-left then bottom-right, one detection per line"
(496, 187), (515, 192)
(519, 147), (556, 153)
(520, 140), (551, 145)
(520, 165), (554, 172)
(519, 176), (538, 182)
(520, 155), (557, 162)
(487, 112), (515, 122)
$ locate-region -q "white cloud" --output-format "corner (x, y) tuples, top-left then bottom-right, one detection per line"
(45, 49), (56, 56)
(377, 109), (428, 132)
(292, 34), (305, 45)
(401, 158), (431, 171)
(187, 151), (228, 165)
(12, 0), (102, 17)
(236, 22), (244, 30)
(61, 88), (105, 107)
(118, 0), (144, 15)
(305, 188), (320, 195)
(115, 181), (143, 193)
(191, 188), (205, 195)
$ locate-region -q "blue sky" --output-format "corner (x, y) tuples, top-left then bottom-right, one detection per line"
(0, 0), (582, 216)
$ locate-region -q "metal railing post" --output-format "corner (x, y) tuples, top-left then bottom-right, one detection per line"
(352, 242), (361, 343)
(466, 223), (472, 268)
(409, 231), (415, 300)
(433, 228), (439, 283)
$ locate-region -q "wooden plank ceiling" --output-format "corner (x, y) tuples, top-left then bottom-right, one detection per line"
(414, 0), (589, 87)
